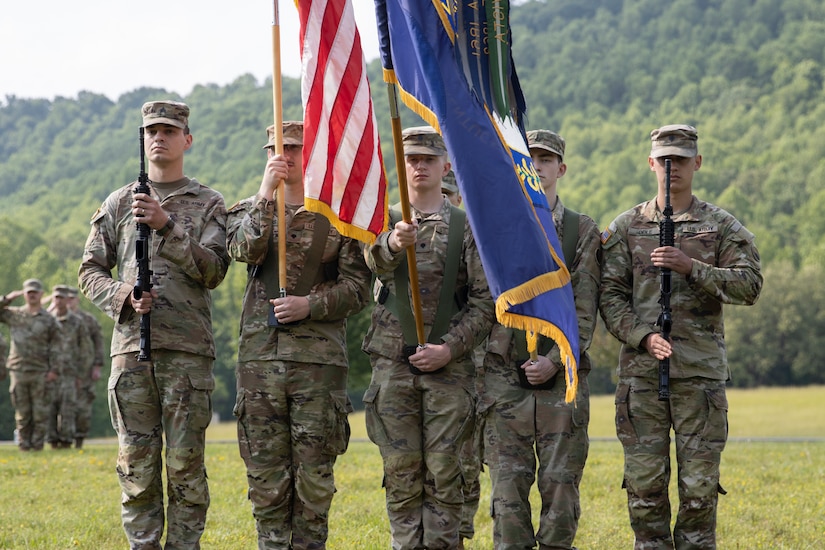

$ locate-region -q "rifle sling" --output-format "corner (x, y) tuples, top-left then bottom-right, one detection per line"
(382, 205), (466, 346)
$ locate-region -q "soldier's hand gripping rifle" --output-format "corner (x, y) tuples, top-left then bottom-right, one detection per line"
(134, 127), (153, 362)
(656, 159), (673, 401)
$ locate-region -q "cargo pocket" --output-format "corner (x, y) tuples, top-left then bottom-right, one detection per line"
(234, 391), (253, 462)
(362, 384), (390, 447)
(186, 371), (215, 432)
(614, 381), (639, 447)
(323, 389), (353, 456)
(107, 370), (124, 433)
(701, 387), (729, 458)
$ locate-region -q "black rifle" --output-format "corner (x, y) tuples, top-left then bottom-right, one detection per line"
(657, 159), (674, 401)
(134, 127), (153, 362)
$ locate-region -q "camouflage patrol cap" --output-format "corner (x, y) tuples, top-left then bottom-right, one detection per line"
(527, 129), (565, 160)
(441, 170), (458, 194)
(650, 124), (698, 158)
(142, 100), (189, 129)
(402, 126), (447, 156)
(66, 287), (79, 298)
(52, 284), (71, 298)
(264, 121), (304, 149)
(23, 278), (43, 293)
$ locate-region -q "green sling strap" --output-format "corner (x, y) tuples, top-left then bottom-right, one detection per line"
(513, 206), (580, 361)
(381, 205), (466, 346)
(257, 212), (331, 300)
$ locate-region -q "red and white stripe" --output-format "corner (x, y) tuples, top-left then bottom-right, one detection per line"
(297, 0), (388, 243)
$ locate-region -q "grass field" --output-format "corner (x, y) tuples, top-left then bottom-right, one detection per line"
(1, 386), (823, 548)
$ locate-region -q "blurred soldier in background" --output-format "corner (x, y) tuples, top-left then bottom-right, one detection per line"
(45, 284), (89, 450)
(0, 278), (61, 451)
(67, 286), (105, 449)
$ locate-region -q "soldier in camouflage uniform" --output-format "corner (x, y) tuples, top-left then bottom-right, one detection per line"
(600, 124), (763, 550)
(1, 279), (62, 451)
(0, 332), (7, 381)
(481, 130), (601, 550)
(227, 121), (371, 550)
(79, 101), (230, 550)
(362, 126), (495, 549)
(46, 285), (90, 449)
(67, 286), (106, 449)
(440, 168), (483, 546)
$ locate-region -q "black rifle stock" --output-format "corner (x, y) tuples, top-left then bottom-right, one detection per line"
(657, 159), (674, 401)
(134, 127), (153, 362)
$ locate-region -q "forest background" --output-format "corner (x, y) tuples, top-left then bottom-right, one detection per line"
(2, 0), (824, 439)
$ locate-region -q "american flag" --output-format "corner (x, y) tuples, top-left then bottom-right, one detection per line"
(296, 0), (389, 244)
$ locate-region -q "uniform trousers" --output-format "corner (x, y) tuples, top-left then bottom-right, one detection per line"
(235, 360), (352, 550)
(615, 376), (728, 550)
(108, 351), (214, 550)
(364, 354), (476, 550)
(9, 369), (50, 450)
(482, 353), (590, 550)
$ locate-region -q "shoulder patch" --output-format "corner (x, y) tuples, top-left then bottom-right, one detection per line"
(90, 207), (105, 224)
(600, 227), (612, 245)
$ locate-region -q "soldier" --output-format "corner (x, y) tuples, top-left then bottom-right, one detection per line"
(46, 285), (90, 450)
(362, 126), (495, 549)
(226, 121), (371, 549)
(0, 278), (61, 451)
(440, 168), (482, 547)
(481, 130), (601, 549)
(67, 286), (105, 449)
(79, 100), (230, 549)
(441, 169), (462, 207)
(0, 332), (7, 381)
(600, 124), (763, 549)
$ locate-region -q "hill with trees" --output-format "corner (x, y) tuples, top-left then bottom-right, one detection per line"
(1, 0), (824, 438)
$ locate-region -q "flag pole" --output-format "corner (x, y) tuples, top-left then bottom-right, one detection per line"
(271, 0), (287, 296)
(386, 83), (426, 346)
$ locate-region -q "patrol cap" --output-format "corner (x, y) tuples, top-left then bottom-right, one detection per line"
(527, 129), (565, 160)
(402, 126), (447, 156)
(142, 100), (189, 129)
(650, 124), (698, 158)
(264, 121), (304, 149)
(23, 278), (43, 293)
(52, 285), (71, 298)
(441, 170), (458, 194)
(66, 287), (79, 298)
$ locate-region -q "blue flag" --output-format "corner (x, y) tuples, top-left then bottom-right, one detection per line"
(374, 0), (581, 400)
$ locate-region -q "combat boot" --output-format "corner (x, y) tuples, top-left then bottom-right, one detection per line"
(75, 437), (84, 449)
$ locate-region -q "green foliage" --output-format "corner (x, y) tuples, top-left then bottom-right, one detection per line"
(3, 0), (825, 438)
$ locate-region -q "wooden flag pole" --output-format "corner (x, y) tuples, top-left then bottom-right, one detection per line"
(386, 83), (426, 346)
(272, 0), (287, 296)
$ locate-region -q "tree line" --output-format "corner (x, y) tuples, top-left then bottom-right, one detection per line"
(2, 0), (824, 438)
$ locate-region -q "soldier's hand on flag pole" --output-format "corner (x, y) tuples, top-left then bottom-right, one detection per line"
(520, 355), (559, 385)
(259, 152), (289, 202)
(407, 343), (451, 373)
(388, 219), (418, 253)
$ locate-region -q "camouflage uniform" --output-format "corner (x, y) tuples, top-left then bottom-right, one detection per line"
(47, 287), (91, 449)
(0, 332), (7, 380)
(79, 101), (229, 550)
(0, 280), (62, 451)
(482, 194), (601, 550)
(227, 121), (371, 550)
(363, 128), (494, 550)
(70, 291), (106, 447)
(600, 125), (763, 550)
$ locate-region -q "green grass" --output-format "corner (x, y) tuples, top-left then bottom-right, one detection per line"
(1, 386), (824, 548)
